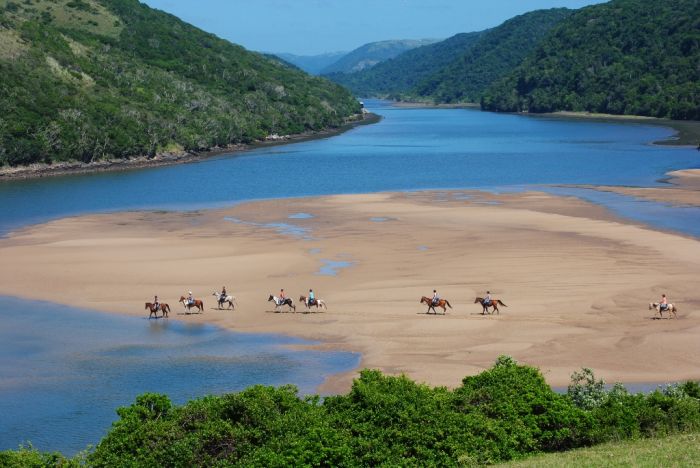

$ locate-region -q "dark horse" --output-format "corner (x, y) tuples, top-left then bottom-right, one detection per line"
(268, 294), (295, 312)
(420, 296), (452, 315)
(145, 302), (170, 319)
(474, 297), (507, 315)
(179, 296), (204, 313)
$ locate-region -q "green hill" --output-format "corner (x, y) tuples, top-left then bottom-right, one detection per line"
(320, 38), (438, 75)
(0, 0), (361, 167)
(482, 0), (700, 120)
(413, 9), (572, 104)
(274, 51), (347, 75)
(325, 31), (484, 98)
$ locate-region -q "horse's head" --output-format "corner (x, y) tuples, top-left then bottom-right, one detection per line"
(420, 296), (427, 304)
(649, 302), (657, 310)
(145, 302), (150, 309)
(178, 296), (186, 302)
(300, 295), (306, 301)
(474, 297), (482, 304)
(268, 295), (274, 302)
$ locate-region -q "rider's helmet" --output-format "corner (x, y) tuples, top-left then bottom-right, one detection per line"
(433, 289), (436, 293)
(487, 291), (490, 294)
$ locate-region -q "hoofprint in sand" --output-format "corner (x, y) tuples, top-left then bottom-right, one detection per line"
(1, 190), (698, 393)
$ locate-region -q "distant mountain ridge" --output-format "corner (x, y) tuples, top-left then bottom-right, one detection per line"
(274, 51), (347, 75)
(325, 32), (484, 98)
(0, 0), (361, 167)
(321, 38), (439, 75)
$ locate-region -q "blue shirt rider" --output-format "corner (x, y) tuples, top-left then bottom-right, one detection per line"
(432, 289), (439, 305)
(309, 289), (315, 306)
(188, 291), (194, 305)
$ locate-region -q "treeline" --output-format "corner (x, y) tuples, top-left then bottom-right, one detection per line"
(0, 0), (360, 167)
(3, 357), (700, 466)
(481, 0), (700, 120)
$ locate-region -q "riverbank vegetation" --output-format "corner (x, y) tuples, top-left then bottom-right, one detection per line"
(0, 0), (360, 167)
(2, 357), (699, 466)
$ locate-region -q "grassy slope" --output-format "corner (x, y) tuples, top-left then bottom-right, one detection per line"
(501, 432), (700, 467)
(0, 0), (360, 166)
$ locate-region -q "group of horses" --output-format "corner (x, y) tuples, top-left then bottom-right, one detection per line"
(147, 293), (677, 320)
(267, 294), (327, 313)
(420, 296), (508, 315)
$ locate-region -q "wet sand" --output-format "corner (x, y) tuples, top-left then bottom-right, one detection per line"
(1, 190), (699, 393)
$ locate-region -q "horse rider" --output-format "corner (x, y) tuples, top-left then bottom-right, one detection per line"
(308, 289), (316, 306)
(432, 289), (440, 305)
(219, 286), (227, 303)
(154, 295), (160, 311)
(188, 291), (194, 306)
(279, 288), (286, 304)
(660, 294), (668, 311)
(483, 291), (492, 306)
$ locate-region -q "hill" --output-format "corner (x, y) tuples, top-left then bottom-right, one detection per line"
(413, 8), (572, 104)
(482, 0), (700, 120)
(0, 0), (361, 167)
(274, 51), (347, 75)
(325, 31), (484, 98)
(320, 38), (438, 75)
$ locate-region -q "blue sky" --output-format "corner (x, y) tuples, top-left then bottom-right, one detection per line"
(141, 0), (607, 55)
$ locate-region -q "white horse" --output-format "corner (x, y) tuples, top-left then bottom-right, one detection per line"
(300, 295), (327, 312)
(649, 302), (678, 319)
(268, 294), (295, 312)
(212, 292), (237, 310)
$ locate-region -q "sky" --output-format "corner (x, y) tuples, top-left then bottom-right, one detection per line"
(141, 0), (608, 56)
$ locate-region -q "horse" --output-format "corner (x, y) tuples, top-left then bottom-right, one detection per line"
(268, 294), (295, 312)
(420, 296), (452, 315)
(299, 295), (327, 312)
(649, 302), (678, 319)
(474, 297), (507, 315)
(179, 296), (204, 313)
(145, 302), (170, 319)
(212, 292), (237, 310)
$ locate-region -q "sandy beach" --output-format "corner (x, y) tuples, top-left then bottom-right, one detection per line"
(1, 189), (699, 393)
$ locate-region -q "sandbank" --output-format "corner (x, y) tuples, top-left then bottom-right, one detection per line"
(1, 190), (699, 393)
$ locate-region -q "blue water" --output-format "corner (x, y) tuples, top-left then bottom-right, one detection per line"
(0, 297), (359, 454)
(1, 100), (698, 236)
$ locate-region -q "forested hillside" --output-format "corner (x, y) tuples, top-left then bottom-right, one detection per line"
(413, 9), (572, 104)
(320, 38), (437, 75)
(325, 32), (484, 98)
(0, 0), (361, 167)
(482, 0), (700, 120)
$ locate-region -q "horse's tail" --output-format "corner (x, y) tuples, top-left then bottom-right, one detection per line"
(164, 304), (170, 313)
(498, 300), (508, 307)
(446, 300), (452, 309)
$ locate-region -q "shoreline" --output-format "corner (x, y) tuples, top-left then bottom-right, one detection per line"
(2, 189), (699, 393)
(0, 113), (381, 182)
(387, 100), (700, 147)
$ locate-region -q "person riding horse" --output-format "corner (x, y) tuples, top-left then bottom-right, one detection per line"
(219, 286), (227, 305)
(308, 289), (316, 307)
(279, 289), (286, 302)
(153, 295), (160, 312)
(432, 289), (439, 306)
(187, 291), (194, 306)
(660, 294), (668, 312)
(483, 291), (492, 307)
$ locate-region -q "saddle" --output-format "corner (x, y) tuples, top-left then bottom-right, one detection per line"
(309, 298), (316, 306)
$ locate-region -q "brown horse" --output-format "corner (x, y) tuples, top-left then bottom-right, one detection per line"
(300, 295), (327, 311)
(475, 297), (507, 315)
(145, 302), (170, 319)
(179, 296), (204, 313)
(420, 296), (452, 315)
